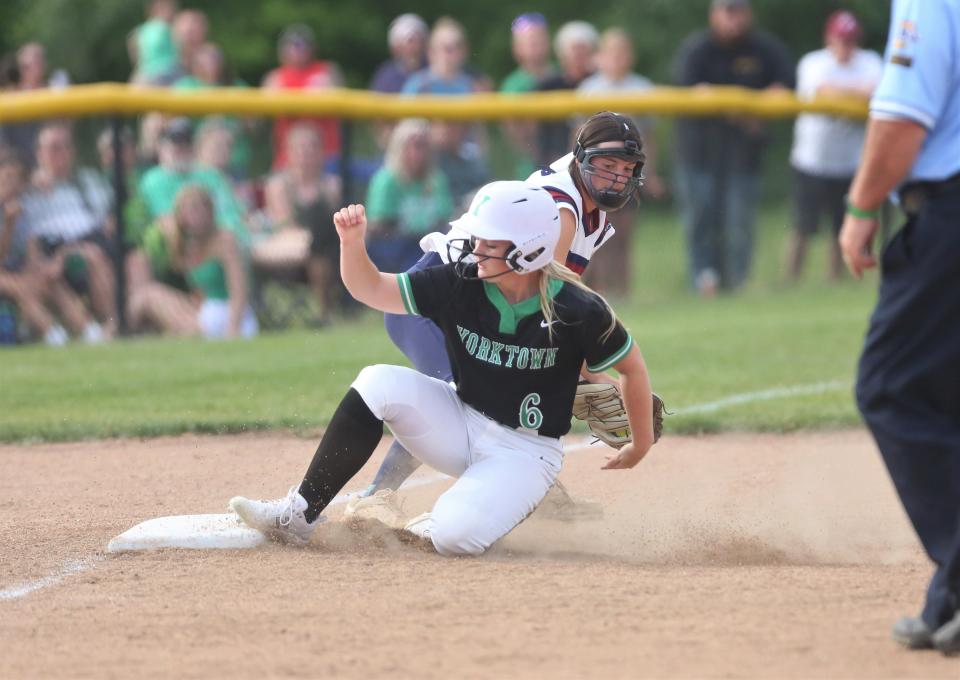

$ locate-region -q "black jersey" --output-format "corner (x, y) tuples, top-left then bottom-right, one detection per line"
(397, 263), (633, 439)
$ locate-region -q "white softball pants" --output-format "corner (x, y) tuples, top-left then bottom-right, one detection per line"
(352, 364), (563, 556)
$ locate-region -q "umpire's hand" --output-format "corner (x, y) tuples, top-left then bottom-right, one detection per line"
(839, 213), (879, 278)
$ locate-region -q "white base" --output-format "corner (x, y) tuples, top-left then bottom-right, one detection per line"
(107, 513), (267, 552)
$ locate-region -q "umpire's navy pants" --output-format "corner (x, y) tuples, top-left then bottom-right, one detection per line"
(856, 191), (960, 630)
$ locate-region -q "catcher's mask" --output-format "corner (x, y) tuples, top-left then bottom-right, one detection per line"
(573, 111), (646, 211)
(447, 181), (560, 280)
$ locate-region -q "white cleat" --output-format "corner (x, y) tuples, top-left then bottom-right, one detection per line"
(228, 486), (322, 546)
(403, 512), (434, 541)
(343, 489), (408, 529)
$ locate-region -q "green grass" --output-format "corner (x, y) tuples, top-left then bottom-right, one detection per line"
(0, 206), (880, 442)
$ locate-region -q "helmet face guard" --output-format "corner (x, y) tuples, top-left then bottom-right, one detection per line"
(448, 237), (546, 280)
(575, 140), (645, 211)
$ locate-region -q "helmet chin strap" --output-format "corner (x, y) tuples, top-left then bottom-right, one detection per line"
(449, 238), (534, 280)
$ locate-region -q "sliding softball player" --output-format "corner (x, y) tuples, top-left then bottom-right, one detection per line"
(229, 181), (655, 555)
(353, 111), (649, 522)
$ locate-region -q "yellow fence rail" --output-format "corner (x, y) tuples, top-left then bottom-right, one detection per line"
(0, 83), (869, 123)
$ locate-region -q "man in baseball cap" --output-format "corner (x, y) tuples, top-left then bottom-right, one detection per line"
(785, 10), (883, 281)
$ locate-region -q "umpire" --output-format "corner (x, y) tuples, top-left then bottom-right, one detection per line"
(839, 0), (960, 654)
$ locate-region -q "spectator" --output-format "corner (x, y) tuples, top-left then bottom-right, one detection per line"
(16, 42), (69, 90)
(502, 13), (554, 93)
(137, 117), (250, 246)
(500, 12), (554, 179)
(172, 8), (209, 80)
(129, 0), (179, 85)
(262, 24), (343, 170)
(430, 120), (489, 211)
(365, 119), (454, 273)
(21, 123), (117, 337)
(259, 124), (341, 325)
(536, 21), (598, 166)
(673, 0), (793, 295)
(193, 119), (248, 203)
(785, 10), (882, 282)
(173, 42), (253, 180)
(128, 184), (256, 339)
(370, 14), (429, 93)
(401, 18), (475, 96)
(0, 154), (96, 345)
(2, 43), (69, 167)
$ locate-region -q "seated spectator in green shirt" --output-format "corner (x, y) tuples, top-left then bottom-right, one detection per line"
(127, 184), (257, 339)
(365, 119), (453, 273)
(137, 118), (250, 248)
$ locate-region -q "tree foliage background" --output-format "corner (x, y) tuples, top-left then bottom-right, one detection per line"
(0, 0), (892, 88)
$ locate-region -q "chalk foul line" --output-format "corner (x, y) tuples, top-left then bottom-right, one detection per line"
(0, 556), (103, 602)
(672, 380), (850, 415)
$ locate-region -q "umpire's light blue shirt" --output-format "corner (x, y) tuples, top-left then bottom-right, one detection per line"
(871, 0), (960, 182)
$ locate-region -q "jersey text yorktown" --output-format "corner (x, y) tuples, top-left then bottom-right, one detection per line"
(456, 325), (559, 369)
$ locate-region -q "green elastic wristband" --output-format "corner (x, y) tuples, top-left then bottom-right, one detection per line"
(846, 202), (881, 219)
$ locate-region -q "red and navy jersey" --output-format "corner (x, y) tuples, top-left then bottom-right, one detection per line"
(396, 263), (633, 439)
(526, 153), (614, 275)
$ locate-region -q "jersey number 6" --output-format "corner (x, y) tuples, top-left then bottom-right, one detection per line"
(520, 392), (544, 430)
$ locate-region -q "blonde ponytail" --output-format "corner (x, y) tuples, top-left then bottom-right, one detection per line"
(538, 261), (618, 343)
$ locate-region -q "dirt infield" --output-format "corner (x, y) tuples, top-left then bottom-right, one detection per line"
(1, 430), (956, 679)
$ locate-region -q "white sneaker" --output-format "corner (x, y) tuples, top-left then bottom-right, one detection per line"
(228, 486), (322, 546)
(403, 512), (434, 541)
(82, 322), (104, 345)
(534, 479), (604, 523)
(44, 324), (69, 347)
(343, 489), (408, 529)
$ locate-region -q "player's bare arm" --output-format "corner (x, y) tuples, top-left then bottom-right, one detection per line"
(333, 204), (406, 314)
(601, 344), (654, 470)
(552, 208), (577, 263)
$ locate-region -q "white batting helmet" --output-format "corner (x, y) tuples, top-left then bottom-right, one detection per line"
(449, 181), (560, 275)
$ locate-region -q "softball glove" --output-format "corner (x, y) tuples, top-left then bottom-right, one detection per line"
(572, 381), (666, 449)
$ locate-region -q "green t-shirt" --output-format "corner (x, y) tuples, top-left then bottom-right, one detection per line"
(138, 166), (250, 247)
(187, 259), (229, 301)
(365, 168), (454, 237)
(500, 68), (539, 94)
(136, 19), (178, 79)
